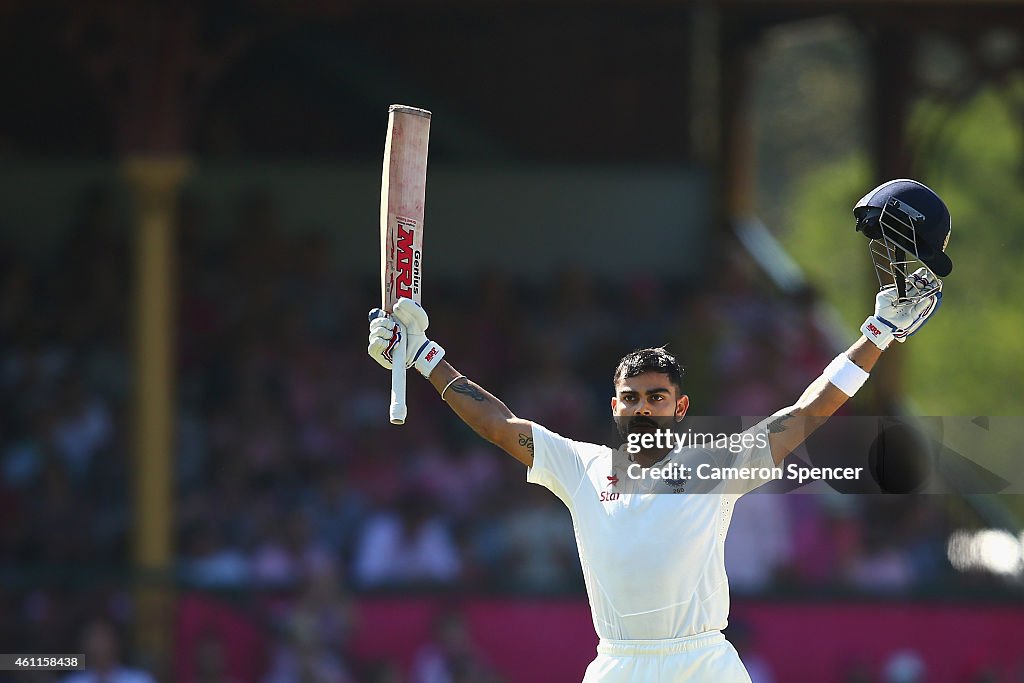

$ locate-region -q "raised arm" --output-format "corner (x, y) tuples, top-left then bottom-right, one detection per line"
(766, 268), (943, 465)
(427, 361), (535, 466)
(765, 337), (879, 465)
(367, 300), (535, 467)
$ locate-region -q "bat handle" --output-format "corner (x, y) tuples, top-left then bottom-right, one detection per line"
(389, 321), (408, 425)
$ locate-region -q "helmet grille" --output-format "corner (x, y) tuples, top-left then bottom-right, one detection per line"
(867, 199), (941, 303)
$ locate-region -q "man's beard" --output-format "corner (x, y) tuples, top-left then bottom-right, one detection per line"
(613, 415), (666, 443)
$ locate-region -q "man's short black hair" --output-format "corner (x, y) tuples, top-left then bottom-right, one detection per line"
(613, 347), (684, 394)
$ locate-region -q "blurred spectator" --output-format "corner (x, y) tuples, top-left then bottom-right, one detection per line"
(352, 497), (461, 589)
(409, 610), (503, 683)
(410, 437), (503, 520)
(725, 493), (793, 592)
(179, 524), (251, 589)
(286, 567), (357, 653)
(498, 485), (579, 592)
(787, 494), (862, 586)
(263, 565), (356, 683)
(782, 285), (835, 391)
(847, 540), (915, 593)
(251, 511), (336, 588)
(52, 378), (112, 480)
(262, 617), (354, 683)
(62, 619), (155, 683)
(303, 465), (367, 560)
(194, 630), (247, 683)
(847, 499), (917, 593)
(882, 650), (926, 683)
(508, 347), (595, 437)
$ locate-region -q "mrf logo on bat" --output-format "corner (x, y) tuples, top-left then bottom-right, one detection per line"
(392, 217), (421, 299)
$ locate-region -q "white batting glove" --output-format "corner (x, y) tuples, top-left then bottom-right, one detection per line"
(861, 268), (943, 350)
(367, 299), (446, 377)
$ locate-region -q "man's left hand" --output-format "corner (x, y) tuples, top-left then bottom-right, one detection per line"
(861, 268), (943, 350)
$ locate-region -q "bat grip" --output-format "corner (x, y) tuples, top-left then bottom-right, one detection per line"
(389, 321), (408, 425)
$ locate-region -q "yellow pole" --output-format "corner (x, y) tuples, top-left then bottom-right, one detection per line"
(122, 156), (190, 677)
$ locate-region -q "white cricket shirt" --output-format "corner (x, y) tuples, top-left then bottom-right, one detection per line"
(526, 420), (775, 640)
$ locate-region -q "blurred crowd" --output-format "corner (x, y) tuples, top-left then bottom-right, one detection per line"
(0, 188), (996, 682)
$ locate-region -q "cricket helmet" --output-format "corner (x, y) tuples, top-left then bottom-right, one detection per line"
(854, 179), (952, 301)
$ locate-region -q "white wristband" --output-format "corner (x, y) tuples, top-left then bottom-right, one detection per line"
(413, 339), (446, 378)
(823, 353), (869, 397)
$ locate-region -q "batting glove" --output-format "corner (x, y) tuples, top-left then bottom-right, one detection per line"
(861, 268), (943, 350)
(367, 299), (446, 378)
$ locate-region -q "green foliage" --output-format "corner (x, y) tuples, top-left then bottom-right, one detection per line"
(783, 86), (1024, 415)
(784, 153), (871, 328)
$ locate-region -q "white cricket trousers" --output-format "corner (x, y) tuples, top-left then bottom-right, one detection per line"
(581, 631), (752, 683)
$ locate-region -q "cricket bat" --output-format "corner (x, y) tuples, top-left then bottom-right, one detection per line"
(380, 104), (431, 425)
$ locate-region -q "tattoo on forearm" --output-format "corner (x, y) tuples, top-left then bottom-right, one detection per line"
(519, 433), (534, 456)
(450, 380), (488, 402)
(768, 411), (797, 434)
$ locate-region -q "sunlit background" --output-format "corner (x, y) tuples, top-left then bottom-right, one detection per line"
(1, 3), (1023, 683)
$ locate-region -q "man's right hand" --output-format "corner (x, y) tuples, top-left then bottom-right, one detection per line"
(367, 299), (446, 378)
